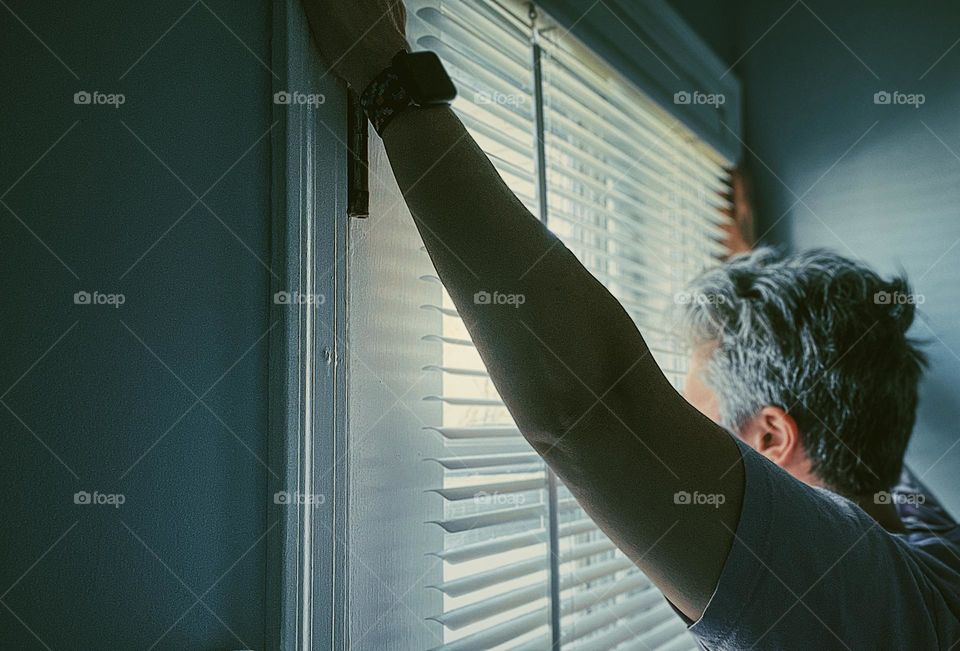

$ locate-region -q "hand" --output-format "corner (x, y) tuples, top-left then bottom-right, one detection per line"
(301, 0), (409, 92)
(720, 165), (755, 255)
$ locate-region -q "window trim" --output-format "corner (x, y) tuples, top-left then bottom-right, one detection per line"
(267, 2), (351, 649)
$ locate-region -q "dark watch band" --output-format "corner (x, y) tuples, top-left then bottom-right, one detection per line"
(360, 50), (456, 136)
(359, 68), (417, 136)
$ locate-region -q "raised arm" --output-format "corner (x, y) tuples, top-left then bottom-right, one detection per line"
(304, 0), (744, 619)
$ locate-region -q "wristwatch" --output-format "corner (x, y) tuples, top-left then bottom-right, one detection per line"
(359, 50), (457, 136)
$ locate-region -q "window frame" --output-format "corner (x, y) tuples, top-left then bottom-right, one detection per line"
(267, 2), (351, 650)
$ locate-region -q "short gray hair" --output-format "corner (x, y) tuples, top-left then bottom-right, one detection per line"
(679, 248), (926, 496)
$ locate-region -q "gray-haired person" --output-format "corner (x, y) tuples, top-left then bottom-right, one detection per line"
(303, 1), (960, 648)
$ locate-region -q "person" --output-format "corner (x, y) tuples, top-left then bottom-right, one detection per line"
(302, 1), (960, 647)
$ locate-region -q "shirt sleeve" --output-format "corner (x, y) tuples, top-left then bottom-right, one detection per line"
(687, 437), (944, 650)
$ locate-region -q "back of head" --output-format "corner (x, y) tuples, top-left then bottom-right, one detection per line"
(679, 248), (927, 497)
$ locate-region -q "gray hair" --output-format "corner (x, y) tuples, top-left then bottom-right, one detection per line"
(678, 248), (926, 496)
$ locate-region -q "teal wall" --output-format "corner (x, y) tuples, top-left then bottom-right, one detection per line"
(1, 0), (276, 647)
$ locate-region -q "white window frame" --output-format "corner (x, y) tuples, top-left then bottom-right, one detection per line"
(267, 2), (350, 649)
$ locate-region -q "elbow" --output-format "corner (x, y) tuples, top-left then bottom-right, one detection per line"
(508, 378), (607, 459)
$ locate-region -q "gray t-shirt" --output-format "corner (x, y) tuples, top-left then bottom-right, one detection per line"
(686, 438), (960, 649)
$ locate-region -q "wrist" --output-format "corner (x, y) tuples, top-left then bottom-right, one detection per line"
(358, 50), (458, 136)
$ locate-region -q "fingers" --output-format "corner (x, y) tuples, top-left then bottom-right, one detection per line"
(393, 0), (407, 33)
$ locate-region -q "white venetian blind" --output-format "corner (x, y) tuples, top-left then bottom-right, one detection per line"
(402, 1), (733, 649)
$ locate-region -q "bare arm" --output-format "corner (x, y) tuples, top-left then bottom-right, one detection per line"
(304, 0), (744, 619)
(385, 106), (743, 618)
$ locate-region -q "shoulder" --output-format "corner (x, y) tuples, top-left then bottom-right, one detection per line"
(689, 439), (960, 649)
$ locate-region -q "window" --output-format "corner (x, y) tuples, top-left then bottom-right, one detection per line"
(343, 1), (733, 649)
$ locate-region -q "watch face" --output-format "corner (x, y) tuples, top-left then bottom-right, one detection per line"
(395, 51), (457, 106)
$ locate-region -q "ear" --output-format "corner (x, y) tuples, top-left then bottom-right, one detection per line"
(737, 406), (802, 467)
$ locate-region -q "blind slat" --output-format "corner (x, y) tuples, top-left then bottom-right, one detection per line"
(430, 519), (596, 563)
(429, 477), (546, 501)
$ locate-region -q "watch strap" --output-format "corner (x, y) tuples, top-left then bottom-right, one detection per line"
(359, 67), (417, 136)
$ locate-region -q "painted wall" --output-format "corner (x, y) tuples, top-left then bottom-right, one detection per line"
(670, 0), (960, 514)
(0, 0), (276, 647)
(665, 0), (737, 67)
